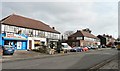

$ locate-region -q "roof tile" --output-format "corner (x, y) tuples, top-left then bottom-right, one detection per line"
(0, 14), (60, 34)
(69, 30), (97, 39)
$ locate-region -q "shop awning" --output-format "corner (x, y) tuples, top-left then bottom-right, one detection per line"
(3, 37), (28, 41)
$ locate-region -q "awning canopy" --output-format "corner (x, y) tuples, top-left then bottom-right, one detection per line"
(3, 37), (28, 41)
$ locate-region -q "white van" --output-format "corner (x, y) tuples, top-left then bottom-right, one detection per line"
(62, 43), (72, 52)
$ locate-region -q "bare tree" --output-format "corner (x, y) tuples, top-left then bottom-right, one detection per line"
(63, 31), (74, 39)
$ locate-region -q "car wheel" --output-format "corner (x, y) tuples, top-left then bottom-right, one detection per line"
(3, 53), (6, 55)
(10, 53), (13, 55)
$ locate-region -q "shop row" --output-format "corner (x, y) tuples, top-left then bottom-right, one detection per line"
(0, 33), (58, 50)
(0, 14), (60, 50)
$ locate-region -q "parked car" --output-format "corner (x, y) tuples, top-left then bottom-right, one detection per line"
(85, 46), (92, 50)
(111, 45), (116, 48)
(2, 45), (15, 55)
(101, 45), (107, 48)
(82, 46), (89, 51)
(62, 43), (72, 52)
(70, 47), (83, 52)
(91, 46), (98, 49)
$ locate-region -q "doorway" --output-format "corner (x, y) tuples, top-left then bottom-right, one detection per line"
(29, 40), (32, 50)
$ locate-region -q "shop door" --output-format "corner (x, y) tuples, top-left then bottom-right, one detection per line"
(17, 42), (22, 49)
(22, 41), (27, 50)
(29, 40), (32, 50)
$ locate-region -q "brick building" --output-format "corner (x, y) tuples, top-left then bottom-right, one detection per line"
(68, 30), (99, 47)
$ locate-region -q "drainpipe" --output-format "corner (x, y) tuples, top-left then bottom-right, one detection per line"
(0, 23), (2, 46)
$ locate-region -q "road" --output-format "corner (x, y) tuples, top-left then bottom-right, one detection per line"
(100, 57), (118, 69)
(2, 48), (118, 69)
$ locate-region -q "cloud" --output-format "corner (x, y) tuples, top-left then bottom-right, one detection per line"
(1, 2), (118, 38)
(1, 0), (119, 2)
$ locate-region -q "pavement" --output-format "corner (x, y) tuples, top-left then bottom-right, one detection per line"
(2, 50), (82, 63)
(2, 48), (113, 63)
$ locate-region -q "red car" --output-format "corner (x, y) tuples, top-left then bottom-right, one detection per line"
(82, 47), (89, 51)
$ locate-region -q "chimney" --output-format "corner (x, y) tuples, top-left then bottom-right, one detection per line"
(103, 34), (105, 36)
(52, 27), (55, 30)
(109, 35), (112, 38)
(77, 30), (80, 32)
(82, 28), (91, 33)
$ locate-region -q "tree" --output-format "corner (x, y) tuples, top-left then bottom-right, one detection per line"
(64, 31), (74, 39)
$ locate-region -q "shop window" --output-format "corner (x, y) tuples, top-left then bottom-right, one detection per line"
(14, 27), (19, 34)
(33, 30), (36, 37)
(39, 31), (45, 38)
(36, 30), (39, 37)
(34, 40), (40, 47)
(1, 24), (5, 32)
(41, 41), (45, 46)
(4, 40), (17, 46)
(18, 30), (22, 34)
(9, 26), (14, 32)
(45, 32), (47, 38)
(4, 41), (9, 45)
(4, 25), (9, 32)
(47, 32), (51, 38)
(29, 30), (33, 37)
(22, 28), (28, 35)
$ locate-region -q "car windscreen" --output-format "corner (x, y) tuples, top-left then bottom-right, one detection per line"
(62, 45), (68, 48)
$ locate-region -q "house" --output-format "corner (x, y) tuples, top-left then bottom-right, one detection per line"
(97, 34), (116, 47)
(67, 30), (98, 47)
(97, 35), (106, 45)
(0, 14), (60, 50)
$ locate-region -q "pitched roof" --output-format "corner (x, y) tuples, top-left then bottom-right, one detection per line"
(69, 30), (97, 39)
(0, 14), (60, 34)
(97, 35), (116, 40)
(97, 35), (106, 39)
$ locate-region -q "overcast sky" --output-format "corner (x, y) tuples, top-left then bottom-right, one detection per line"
(1, 0), (119, 38)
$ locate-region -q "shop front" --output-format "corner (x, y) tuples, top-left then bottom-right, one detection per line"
(2, 33), (28, 50)
(47, 38), (59, 48)
(28, 37), (46, 50)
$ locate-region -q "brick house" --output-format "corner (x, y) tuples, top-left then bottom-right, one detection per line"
(97, 34), (116, 47)
(67, 30), (99, 47)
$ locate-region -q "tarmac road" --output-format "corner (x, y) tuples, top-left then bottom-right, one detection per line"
(2, 48), (118, 69)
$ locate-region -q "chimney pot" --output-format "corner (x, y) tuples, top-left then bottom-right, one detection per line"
(77, 30), (80, 32)
(52, 27), (55, 29)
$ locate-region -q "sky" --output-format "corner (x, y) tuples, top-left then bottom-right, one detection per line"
(1, 0), (119, 38)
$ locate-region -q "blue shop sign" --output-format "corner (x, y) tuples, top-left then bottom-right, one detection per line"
(2, 33), (28, 50)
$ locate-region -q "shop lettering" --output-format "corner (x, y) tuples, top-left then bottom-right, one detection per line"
(6, 33), (22, 38)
